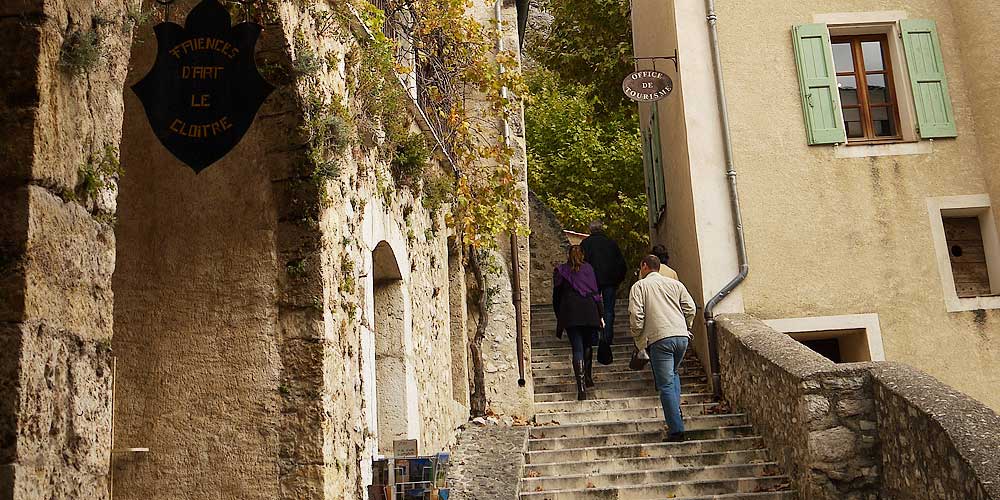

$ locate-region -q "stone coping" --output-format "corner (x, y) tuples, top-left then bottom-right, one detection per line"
(717, 313), (1000, 499)
(716, 314), (872, 380)
(871, 363), (1000, 498)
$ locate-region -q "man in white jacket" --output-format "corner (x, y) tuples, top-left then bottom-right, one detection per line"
(628, 254), (697, 442)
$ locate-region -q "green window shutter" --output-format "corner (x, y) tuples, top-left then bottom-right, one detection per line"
(792, 24), (846, 145)
(650, 104), (666, 215)
(641, 127), (657, 223)
(901, 19), (958, 138)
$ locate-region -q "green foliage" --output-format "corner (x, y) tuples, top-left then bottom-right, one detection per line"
(391, 133), (430, 186)
(59, 30), (101, 75)
(125, 1), (154, 32)
(292, 30), (323, 78)
(78, 144), (123, 200)
(286, 258), (307, 278)
(421, 173), (455, 213)
(301, 89), (354, 204)
(525, 67), (649, 270)
(528, 0), (635, 112)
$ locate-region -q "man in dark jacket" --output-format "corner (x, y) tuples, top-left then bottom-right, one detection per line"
(581, 220), (627, 342)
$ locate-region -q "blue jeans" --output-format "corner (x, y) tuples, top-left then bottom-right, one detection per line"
(600, 285), (617, 342)
(566, 327), (599, 362)
(648, 336), (688, 434)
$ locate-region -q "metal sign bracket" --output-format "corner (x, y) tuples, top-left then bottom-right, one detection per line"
(634, 49), (679, 73)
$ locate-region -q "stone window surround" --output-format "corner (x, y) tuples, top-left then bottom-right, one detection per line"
(926, 194), (1000, 312)
(764, 313), (886, 362)
(811, 10), (935, 159)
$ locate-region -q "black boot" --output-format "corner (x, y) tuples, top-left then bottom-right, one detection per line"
(583, 347), (595, 388)
(573, 360), (587, 400)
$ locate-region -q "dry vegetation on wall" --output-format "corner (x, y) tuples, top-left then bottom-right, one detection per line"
(229, 0), (527, 422)
(231, 0), (526, 248)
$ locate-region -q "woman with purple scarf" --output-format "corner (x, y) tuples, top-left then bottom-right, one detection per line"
(552, 245), (605, 400)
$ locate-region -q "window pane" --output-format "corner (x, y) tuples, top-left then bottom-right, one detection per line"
(843, 108), (864, 138)
(838, 76), (859, 105)
(832, 43), (855, 73)
(871, 106), (897, 137)
(866, 74), (889, 104)
(862, 41), (885, 71)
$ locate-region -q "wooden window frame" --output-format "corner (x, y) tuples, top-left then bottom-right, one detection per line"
(831, 34), (903, 144)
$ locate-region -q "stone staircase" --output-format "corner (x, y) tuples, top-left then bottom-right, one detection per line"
(521, 303), (796, 499)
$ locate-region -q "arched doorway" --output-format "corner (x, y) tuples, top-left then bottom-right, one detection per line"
(371, 241), (414, 455)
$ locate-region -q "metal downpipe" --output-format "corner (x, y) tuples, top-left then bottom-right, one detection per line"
(704, 0), (749, 399)
(496, 0), (528, 387)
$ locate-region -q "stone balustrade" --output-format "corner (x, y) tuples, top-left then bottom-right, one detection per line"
(716, 314), (1000, 500)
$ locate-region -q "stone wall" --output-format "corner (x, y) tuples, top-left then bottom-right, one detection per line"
(2, 0), (533, 498)
(716, 315), (879, 499)
(527, 190), (569, 306)
(0, 0), (131, 496)
(448, 422), (528, 499)
(717, 314), (1000, 500)
(871, 363), (1000, 500)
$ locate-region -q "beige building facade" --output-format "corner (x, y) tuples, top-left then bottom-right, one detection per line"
(631, 0), (1000, 409)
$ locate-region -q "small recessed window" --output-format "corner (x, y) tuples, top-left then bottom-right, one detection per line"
(789, 329), (872, 363)
(942, 216), (991, 298)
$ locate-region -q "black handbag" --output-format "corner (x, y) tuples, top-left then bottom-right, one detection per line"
(629, 347), (650, 371)
(597, 331), (614, 365)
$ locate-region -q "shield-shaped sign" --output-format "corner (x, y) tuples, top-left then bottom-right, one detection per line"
(132, 0), (274, 173)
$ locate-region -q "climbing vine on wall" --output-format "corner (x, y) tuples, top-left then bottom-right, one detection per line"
(233, 0), (526, 247)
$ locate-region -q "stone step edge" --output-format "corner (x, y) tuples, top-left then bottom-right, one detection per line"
(517, 474), (793, 497)
(530, 413), (748, 432)
(535, 402), (719, 419)
(535, 393), (714, 407)
(520, 448), (773, 471)
(527, 425), (754, 445)
(519, 460), (781, 484)
(524, 436), (765, 458)
(656, 492), (797, 500)
(533, 391), (711, 402)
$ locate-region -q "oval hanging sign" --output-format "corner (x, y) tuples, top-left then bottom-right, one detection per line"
(622, 70), (673, 102)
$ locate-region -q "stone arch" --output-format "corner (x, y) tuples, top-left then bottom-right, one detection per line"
(371, 241), (411, 454)
(359, 198), (419, 463)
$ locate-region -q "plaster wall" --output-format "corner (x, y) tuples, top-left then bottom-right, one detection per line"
(630, 0), (737, 380)
(949, 2), (1000, 239)
(637, 0), (1000, 408)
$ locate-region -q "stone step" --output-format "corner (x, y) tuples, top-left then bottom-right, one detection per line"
(531, 360), (704, 377)
(519, 475), (793, 499)
(525, 436), (765, 465)
(533, 369), (702, 390)
(535, 374), (709, 399)
(534, 387), (715, 403)
(528, 425), (756, 451)
(535, 402), (719, 426)
(530, 330), (631, 347)
(529, 413), (749, 440)
(535, 395), (711, 415)
(524, 448), (769, 477)
(521, 461), (782, 492)
(521, 484), (797, 500)
(531, 343), (637, 359)
(522, 448), (772, 477)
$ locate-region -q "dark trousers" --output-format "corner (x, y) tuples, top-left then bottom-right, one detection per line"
(600, 285), (617, 341)
(566, 327), (599, 362)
